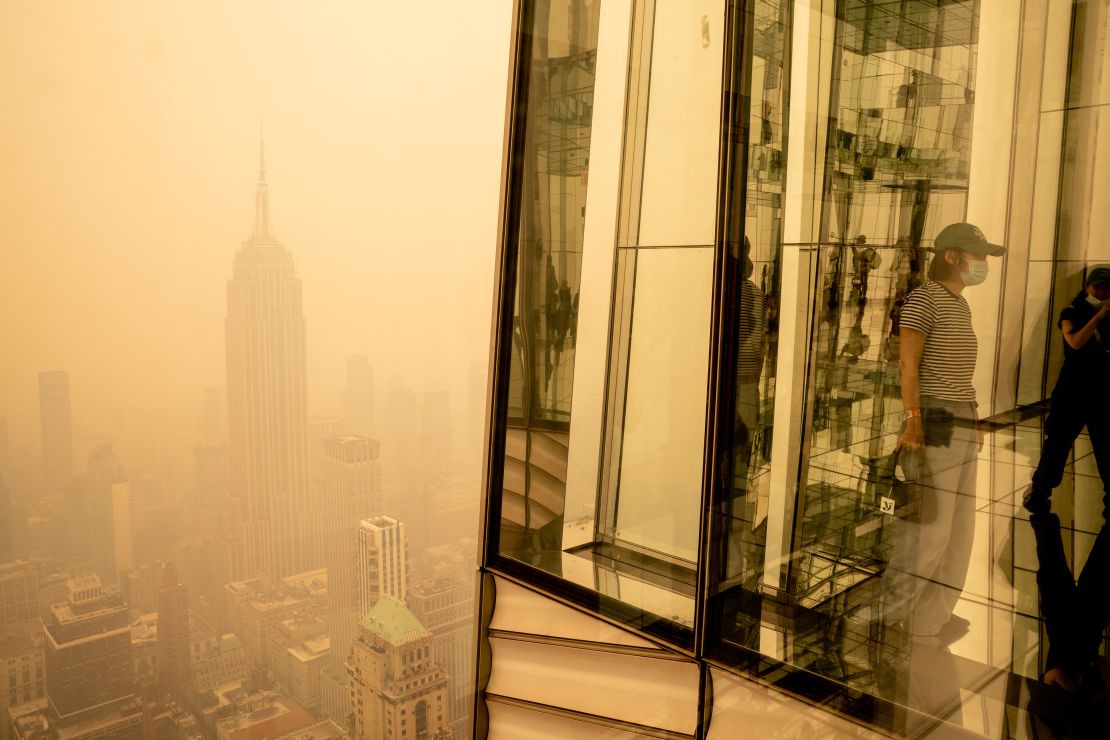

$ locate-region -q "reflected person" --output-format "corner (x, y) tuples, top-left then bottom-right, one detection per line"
(881, 223), (1005, 642)
(1024, 266), (1110, 692)
(725, 236), (768, 588)
(735, 236), (768, 491)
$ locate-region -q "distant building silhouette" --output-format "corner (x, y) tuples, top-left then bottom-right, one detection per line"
(0, 561), (38, 627)
(37, 371), (73, 500)
(223, 140), (315, 580)
(83, 445), (132, 585)
(0, 474), (12, 564)
(344, 355), (375, 438)
(156, 564), (190, 699)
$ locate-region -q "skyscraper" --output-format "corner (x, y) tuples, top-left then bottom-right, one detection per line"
(0, 474), (12, 564)
(347, 596), (451, 740)
(156, 563), (190, 699)
(321, 436), (383, 668)
(407, 576), (473, 738)
(37, 371), (73, 499)
(224, 141), (314, 580)
(355, 516), (408, 618)
(322, 436), (384, 610)
(83, 445), (130, 584)
(44, 575), (133, 721)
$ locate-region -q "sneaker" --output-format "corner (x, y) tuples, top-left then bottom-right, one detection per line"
(1022, 484), (1051, 514)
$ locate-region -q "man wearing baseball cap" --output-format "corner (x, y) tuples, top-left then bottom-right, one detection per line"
(1024, 264), (1110, 689)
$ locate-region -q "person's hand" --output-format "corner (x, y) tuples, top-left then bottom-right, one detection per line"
(1098, 302), (1110, 319)
(899, 417), (923, 451)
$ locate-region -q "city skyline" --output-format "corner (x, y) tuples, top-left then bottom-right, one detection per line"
(0, 0), (511, 460)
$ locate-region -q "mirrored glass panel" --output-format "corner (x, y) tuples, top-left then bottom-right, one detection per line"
(496, 0), (601, 571)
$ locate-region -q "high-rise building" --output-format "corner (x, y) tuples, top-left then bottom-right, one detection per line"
(193, 443), (229, 534)
(355, 516), (408, 619)
(0, 618), (45, 740)
(44, 574), (133, 721)
(407, 577), (473, 738)
(323, 436), (384, 609)
(0, 562), (38, 627)
(0, 475), (12, 564)
(224, 142), (315, 580)
(321, 436), (384, 670)
(308, 417), (352, 490)
(83, 445), (132, 584)
(348, 596), (451, 740)
(344, 355), (375, 438)
(156, 563), (190, 699)
(37, 371), (73, 500)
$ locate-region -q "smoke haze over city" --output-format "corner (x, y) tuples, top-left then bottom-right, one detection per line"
(0, 3), (510, 737)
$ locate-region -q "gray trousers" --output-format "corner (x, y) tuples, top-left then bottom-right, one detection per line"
(881, 398), (979, 636)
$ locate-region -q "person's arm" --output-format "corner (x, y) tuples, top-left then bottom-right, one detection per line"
(898, 327), (926, 450)
(1063, 303), (1110, 349)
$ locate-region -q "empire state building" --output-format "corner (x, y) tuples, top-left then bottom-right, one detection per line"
(223, 143), (315, 580)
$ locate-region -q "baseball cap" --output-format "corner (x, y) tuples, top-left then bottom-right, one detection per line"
(1085, 265), (1110, 286)
(929, 222), (1005, 257)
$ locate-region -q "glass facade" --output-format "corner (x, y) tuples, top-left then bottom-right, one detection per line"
(479, 0), (1110, 737)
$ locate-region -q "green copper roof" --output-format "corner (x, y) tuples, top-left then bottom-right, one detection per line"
(358, 595), (430, 647)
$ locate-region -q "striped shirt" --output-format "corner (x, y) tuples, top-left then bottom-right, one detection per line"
(737, 279), (767, 382)
(899, 281), (977, 402)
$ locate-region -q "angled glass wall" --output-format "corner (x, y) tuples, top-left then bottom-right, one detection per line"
(480, 0), (1110, 737)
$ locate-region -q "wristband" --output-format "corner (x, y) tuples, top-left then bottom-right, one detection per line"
(900, 409), (922, 421)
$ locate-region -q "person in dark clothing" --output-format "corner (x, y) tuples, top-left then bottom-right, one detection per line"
(1024, 266), (1110, 692)
(1024, 267), (1110, 515)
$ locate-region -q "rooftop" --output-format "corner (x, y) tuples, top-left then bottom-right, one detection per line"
(274, 719), (350, 739)
(358, 595), (430, 647)
(288, 635), (330, 663)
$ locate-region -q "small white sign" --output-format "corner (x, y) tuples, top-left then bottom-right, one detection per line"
(880, 497), (896, 515)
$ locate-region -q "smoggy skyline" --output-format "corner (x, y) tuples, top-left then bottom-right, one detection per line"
(0, 1), (511, 456)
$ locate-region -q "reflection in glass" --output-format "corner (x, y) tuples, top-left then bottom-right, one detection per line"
(709, 0), (790, 654)
(499, 1), (601, 567)
(710, 0), (1014, 733)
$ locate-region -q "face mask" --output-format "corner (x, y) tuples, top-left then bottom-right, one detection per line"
(960, 260), (988, 286)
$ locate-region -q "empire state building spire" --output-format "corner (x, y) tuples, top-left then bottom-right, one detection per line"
(225, 135), (314, 580)
(251, 133), (275, 242)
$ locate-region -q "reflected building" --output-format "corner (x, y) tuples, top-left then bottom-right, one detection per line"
(473, 0), (1110, 737)
(223, 142), (316, 581)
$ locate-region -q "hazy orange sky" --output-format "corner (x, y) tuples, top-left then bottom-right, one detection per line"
(0, 1), (511, 456)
